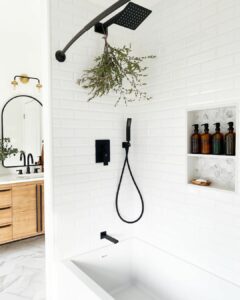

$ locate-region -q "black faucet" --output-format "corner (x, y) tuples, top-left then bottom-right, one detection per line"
(100, 231), (119, 244)
(20, 151), (26, 166)
(26, 153), (34, 174)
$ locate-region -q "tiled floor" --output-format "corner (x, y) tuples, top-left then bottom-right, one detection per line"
(0, 237), (45, 300)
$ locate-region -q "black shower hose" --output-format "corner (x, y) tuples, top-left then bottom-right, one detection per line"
(115, 145), (144, 224)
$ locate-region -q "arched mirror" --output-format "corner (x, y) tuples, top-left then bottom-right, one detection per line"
(1, 95), (43, 168)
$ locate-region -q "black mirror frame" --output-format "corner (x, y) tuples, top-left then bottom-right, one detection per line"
(1, 95), (43, 168)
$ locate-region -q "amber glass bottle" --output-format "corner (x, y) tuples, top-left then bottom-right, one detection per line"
(212, 123), (223, 155)
(191, 124), (201, 154)
(225, 122), (235, 156)
(201, 123), (211, 154)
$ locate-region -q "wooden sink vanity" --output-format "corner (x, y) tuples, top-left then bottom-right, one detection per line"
(0, 94), (44, 245)
(0, 179), (44, 245)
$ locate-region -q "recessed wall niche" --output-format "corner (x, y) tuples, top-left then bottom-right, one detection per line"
(187, 105), (237, 192)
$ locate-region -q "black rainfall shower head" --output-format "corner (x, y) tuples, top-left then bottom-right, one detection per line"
(95, 2), (152, 34)
(114, 2), (152, 30)
(55, 0), (152, 63)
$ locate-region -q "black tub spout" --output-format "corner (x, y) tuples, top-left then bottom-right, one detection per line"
(100, 231), (119, 244)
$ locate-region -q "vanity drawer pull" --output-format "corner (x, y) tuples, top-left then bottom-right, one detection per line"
(36, 185), (39, 232)
(0, 189), (11, 192)
(39, 185), (43, 232)
(0, 206), (11, 210)
(0, 224), (11, 229)
(36, 185), (43, 233)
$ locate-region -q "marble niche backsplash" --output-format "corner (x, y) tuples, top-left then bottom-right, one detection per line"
(191, 157), (235, 191)
(191, 106), (236, 134)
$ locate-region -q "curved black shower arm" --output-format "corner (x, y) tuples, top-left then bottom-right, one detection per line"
(55, 0), (130, 62)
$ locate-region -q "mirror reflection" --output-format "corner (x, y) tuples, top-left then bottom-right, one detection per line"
(2, 95), (43, 168)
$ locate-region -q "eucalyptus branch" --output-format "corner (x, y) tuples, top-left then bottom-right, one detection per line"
(77, 36), (156, 105)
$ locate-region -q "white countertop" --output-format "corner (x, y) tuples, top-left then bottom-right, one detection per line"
(0, 174), (44, 185)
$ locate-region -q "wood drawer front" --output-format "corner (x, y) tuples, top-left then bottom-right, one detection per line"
(0, 225), (12, 244)
(0, 190), (12, 208)
(0, 208), (12, 226)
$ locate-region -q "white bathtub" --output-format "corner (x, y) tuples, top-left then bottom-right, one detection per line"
(62, 238), (240, 300)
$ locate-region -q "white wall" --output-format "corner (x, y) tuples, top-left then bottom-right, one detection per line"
(49, 0), (240, 298)
(132, 0), (240, 288)
(0, 0), (42, 175)
(49, 0), (140, 298)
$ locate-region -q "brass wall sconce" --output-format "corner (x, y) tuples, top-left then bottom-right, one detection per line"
(11, 74), (42, 90)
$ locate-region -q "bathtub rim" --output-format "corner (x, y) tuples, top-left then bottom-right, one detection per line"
(63, 259), (114, 300)
(63, 236), (240, 300)
(62, 237), (137, 300)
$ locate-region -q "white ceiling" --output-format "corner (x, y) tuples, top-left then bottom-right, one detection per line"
(88, 0), (161, 9)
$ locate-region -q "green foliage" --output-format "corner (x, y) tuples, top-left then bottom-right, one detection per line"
(77, 37), (156, 106)
(0, 138), (18, 161)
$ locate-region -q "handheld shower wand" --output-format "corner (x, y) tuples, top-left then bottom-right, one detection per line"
(126, 118), (132, 142)
(115, 118), (144, 224)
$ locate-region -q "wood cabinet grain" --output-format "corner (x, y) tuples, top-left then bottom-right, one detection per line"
(0, 208), (12, 226)
(0, 180), (44, 244)
(0, 188), (12, 208)
(0, 225), (12, 244)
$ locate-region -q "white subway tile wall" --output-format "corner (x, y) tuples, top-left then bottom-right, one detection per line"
(50, 0), (240, 297)
(131, 0), (240, 287)
(50, 0), (138, 262)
